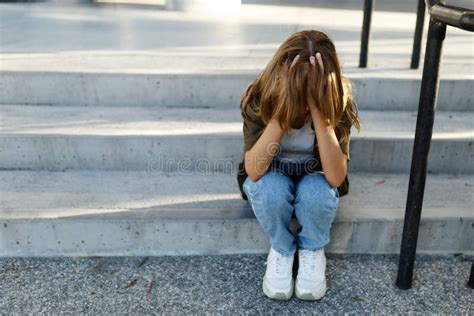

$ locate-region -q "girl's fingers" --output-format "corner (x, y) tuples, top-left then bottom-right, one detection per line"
(309, 55), (316, 67)
(290, 54), (300, 69)
(316, 52), (324, 73)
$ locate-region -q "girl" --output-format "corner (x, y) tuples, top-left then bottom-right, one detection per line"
(236, 30), (361, 300)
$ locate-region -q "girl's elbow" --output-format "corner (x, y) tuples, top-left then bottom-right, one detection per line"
(245, 165), (262, 182)
(247, 172), (261, 182)
(328, 177), (344, 189)
(244, 151), (261, 182)
(326, 170), (347, 188)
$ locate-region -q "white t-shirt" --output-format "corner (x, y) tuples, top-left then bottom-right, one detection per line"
(276, 118), (315, 163)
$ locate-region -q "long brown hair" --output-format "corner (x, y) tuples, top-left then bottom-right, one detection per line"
(241, 30), (361, 145)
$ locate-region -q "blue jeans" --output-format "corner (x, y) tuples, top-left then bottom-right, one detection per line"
(243, 160), (340, 256)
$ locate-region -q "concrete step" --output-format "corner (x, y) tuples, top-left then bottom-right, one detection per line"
(1, 3), (473, 111)
(1, 57), (472, 111)
(1, 170), (472, 256)
(244, 0), (474, 12)
(1, 105), (473, 173)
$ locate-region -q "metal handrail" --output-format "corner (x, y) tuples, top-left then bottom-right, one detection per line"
(396, 0), (473, 290)
(430, 3), (474, 31)
(469, 264), (474, 289)
(411, 0), (426, 69)
(359, 0), (474, 68)
(359, 0), (373, 68)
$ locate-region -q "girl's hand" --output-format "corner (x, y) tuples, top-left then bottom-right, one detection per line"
(307, 52), (332, 127)
(290, 54), (311, 119)
(289, 52), (347, 187)
(289, 53), (329, 125)
(307, 52), (323, 111)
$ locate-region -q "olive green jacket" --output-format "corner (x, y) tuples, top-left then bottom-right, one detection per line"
(236, 100), (352, 201)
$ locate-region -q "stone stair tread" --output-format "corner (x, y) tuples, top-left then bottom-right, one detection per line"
(2, 3), (472, 111)
(2, 53), (473, 79)
(1, 170), (472, 221)
(1, 105), (473, 139)
(1, 3), (472, 77)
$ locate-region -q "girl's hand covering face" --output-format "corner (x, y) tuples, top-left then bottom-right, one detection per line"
(291, 52), (333, 126)
(292, 53), (324, 114)
(289, 52), (324, 112)
(307, 52), (324, 112)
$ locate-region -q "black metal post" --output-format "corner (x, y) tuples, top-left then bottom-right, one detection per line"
(359, 0), (374, 68)
(396, 17), (446, 290)
(468, 262), (474, 288)
(411, 0), (426, 69)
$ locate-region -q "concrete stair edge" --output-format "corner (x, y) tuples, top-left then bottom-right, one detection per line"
(1, 71), (472, 111)
(1, 170), (472, 256)
(1, 105), (473, 173)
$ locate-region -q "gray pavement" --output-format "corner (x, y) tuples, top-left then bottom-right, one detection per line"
(0, 254), (472, 313)
(1, 3), (472, 109)
(0, 2), (472, 75)
(2, 105), (474, 136)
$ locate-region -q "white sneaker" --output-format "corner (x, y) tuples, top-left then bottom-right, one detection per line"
(295, 248), (327, 300)
(262, 247), (295, 300)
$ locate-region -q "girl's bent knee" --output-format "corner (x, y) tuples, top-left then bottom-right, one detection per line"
(297, 172), (331, 192)
(295, 173), (339, 209)
(245, 171), (294, 197)
(244, 173), (295, 215)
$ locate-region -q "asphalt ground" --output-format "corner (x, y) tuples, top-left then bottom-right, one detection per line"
(0, 253), (472, 314)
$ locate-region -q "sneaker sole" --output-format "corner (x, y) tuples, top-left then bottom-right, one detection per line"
(262, 275), (294, 300)
(295, 279), (327, 300)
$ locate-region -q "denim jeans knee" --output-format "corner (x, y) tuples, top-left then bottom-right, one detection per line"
(243, 170), (297, 256)
(293, 172), (339, 251)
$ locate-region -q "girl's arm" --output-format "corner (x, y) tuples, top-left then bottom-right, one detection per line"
(245, 118), (284, 182)
(310, 107), (348, 188)
(308, 53), (348, 188)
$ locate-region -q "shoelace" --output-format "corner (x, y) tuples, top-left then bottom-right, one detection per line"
(265, 253), (293, 275)
(299, 251), (322, 275)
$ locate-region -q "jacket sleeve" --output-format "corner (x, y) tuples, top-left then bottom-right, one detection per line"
(241, 101), (266, 153)
(338, 112), (352, 161)
(340, 131), (351, 161)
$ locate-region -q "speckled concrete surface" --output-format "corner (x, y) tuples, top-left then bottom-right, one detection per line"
(1, 2), (472, 74)
(1, 3), (473, 111)
(0, 254), (472, 314)
(2, 105), (474, 137)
